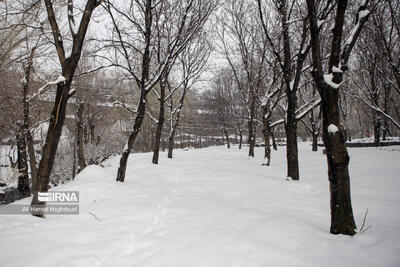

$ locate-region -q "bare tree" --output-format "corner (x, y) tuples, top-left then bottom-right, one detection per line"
(29, 0), (104, 217)
(305, 0), (375, 235)
(219, 0), (268, 158)
(103, 0), (215, 182)
(346, 1), (400, 144)
(167, 37), (210, 159)
(257, 0), (312, 180)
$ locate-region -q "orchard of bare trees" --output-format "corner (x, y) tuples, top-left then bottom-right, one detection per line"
(0, 0), (399, 238)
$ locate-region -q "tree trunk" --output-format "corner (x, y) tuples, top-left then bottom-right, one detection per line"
(16, 125), (30, 197)
(152, 82), (165, 164)
(373, 114), (381, 147)
(23, 82), (37, 192)
(31, 83), (71, 216)
(357, 108), (364, 138)
(76, 102), (86, 172)
(312, 132), (318, 151)
(224, 128), (230, 149)
(168, 134), (175, 158)
(248, 117), (255, 157)
(382, 85), (390, 140)
(22, 52), (37, 193)
(167, 107), (182, 159)
(320, 86), (356, 235)
(26, 130), (37, 191)
(262, 112), (271, 166)
(309, 108), (319, 152)
(152, 117), (164, 164)
(306, 0), (358, 235)
(248, 91), (256, 157)
(285, 90), (299, 180)
(88, 115), (95, 144)
(116, 98), (146, 182)
(238, 129), (242, 149)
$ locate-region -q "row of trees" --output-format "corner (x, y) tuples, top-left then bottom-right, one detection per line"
(1, 0), (399, 236)
(0, 0), (216, 214)
(202, 0), (399, 235)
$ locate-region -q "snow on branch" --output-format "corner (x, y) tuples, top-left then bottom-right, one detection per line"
(270, 118), (285, 128)
(27, 75), (66, 102)
(341, 0), (372, 66)
(261, 87), (280, 107)
(271, 97), (321, 128)
(146, 111), (159, 124)
(352, 94), (400, 130)
(295, 98), (321, 120)
(112, 101), (137, 114)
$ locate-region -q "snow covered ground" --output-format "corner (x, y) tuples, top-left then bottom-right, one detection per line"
(0, 143), (399, 267)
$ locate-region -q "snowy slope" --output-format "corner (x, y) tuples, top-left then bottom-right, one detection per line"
(0, 144), (399, 267)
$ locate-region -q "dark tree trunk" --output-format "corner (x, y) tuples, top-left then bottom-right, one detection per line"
(238, 129), (242, 149)
(83, 125), (89, 144)
(224, 128), (230, 149)
(88, 115), (95, 144)
(357, 108), (364, 138)
(168, 134), (175, 158)
(248, 117), (255, 157)
(343, 126), (348, 142)
(117, 98), (146, 182)
(31, 83), (71, 216)
(373, 115), (381, 147)
(152, 82), (165, 164)
(320, 85), (356, 235)
(306, 0), (360, 235)
(76, 102), (86, 172)
(168, 106), (183, 159)
(248, 90), (256, 157)
(285, 90), (299, 180)
(262, 112), (271, 166)
(310, 109), (319, 152)
(16, 125), (30, 197)
(312, 132), (318, 151)
(152, 114), (164, 164)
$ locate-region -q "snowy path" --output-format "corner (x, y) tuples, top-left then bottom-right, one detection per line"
(0, 144), (399, 267)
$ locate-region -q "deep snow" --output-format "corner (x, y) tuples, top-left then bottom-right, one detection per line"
(0, 143), (399, 267)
